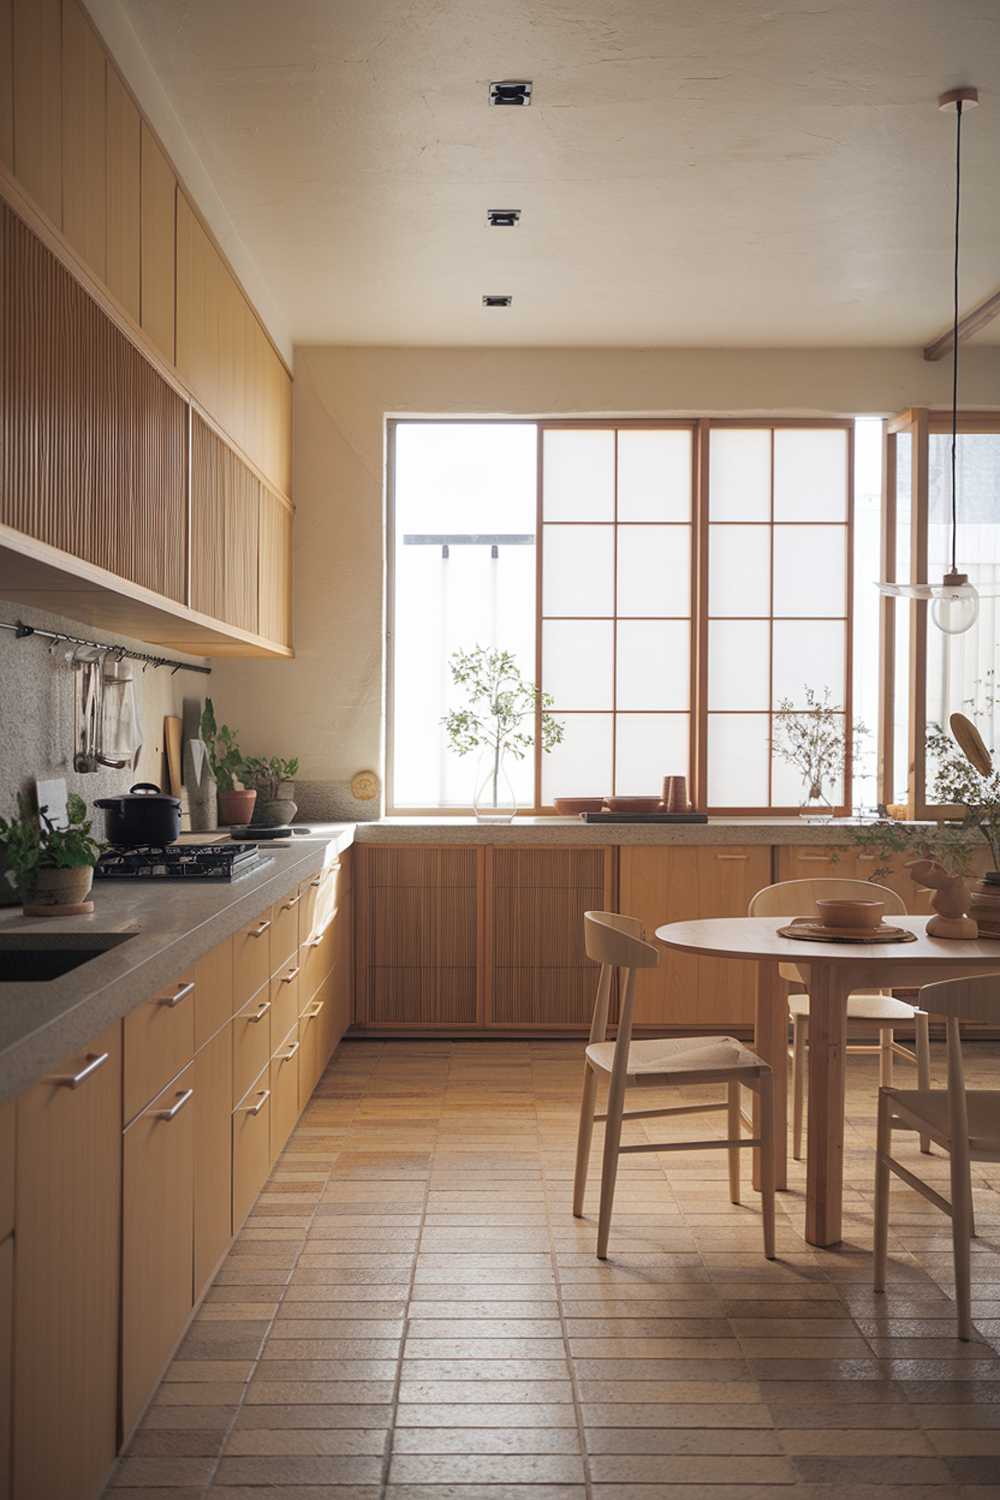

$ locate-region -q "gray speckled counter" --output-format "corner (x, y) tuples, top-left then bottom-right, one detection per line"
(353, 816), (864, 847)
(0, 827), (354, 1103)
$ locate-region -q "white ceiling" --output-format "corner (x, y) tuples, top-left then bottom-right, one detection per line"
(117, 0), (1000, 348)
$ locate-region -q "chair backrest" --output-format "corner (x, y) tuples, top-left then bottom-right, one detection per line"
(918, 972), (1000, 1026)
(749, 876), (906, 919)
(583, 911), (659, 1047)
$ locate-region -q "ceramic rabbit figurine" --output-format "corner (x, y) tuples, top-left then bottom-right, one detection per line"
(907, 858), (979, 940)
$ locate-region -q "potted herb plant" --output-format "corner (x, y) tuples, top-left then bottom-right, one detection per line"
(200, 699), (256, 826)
(772, 685), (867, 819)
(442, 646), (564, 822)
(0, 792), (105, 913)
(242, 755), (301, 828)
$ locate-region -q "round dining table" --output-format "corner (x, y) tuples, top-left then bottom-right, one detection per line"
(655, 915), (1000, 1248)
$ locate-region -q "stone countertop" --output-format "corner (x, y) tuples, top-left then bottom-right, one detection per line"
(350, 816), (868, 847)
(0, 826), (354, 1103)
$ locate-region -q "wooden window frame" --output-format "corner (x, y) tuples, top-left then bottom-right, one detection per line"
(386, 415), (855, 816)
(879, 407), (1000, 820)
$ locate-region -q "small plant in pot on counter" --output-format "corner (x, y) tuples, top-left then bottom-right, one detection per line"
(242, 755), (301, 828)
(200, 698), (256, 826)
(0, 792), (105, 913)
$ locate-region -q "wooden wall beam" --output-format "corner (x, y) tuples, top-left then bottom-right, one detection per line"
(923, 287), (1000, 361)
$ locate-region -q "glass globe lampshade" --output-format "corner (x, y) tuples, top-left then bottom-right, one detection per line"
(930, 570), (979, 635)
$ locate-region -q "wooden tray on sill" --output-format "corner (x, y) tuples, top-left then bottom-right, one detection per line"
(581, 811), (709, 824)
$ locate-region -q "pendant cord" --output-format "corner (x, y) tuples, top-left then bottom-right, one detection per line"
(951, 98), (962, 574)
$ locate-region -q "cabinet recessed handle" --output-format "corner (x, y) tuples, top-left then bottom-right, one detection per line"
(715, 853), (749, 861)
(302, 1000), (324, 1021)
(248, 1000), (271, 1023)
(281, 965), (301, 983)
(796, 854), (832, 863)
(250, 920), (272, 938)
(279, 1040), (300, 1062)
(157, 1087), (194, 1121)
(48, 1050), (110, 1089)
(159, 980), (194, 1008)
(243, 1088), (270, 1116)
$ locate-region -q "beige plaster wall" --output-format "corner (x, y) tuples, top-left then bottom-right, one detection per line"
(210, 343), (1000, 816)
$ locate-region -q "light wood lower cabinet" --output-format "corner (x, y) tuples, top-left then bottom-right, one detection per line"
(233, 1070), (271, 1231)
(269, 1028), (300, 1165)
(194, 1023), (232, 1298)
(298, 994), (326, 1109)
(0, 1233), (11, 1500)
(620, 846), (771, 1028)
(122, 1062), (195, 1437)
(13, 1023), (121, 1500)
(123, 969), (195, 1124)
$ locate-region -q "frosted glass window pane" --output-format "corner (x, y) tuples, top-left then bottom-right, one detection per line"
(618, 430), (692, 521)
(542, 714), (612, 802)
(772, 620), (845, 708)
(708, 620), (770, 710)
(709, 430), (770, 520)
(543, 430), (614, 520)
(772, 714), (845, 806)
(543, 620), (613, 709)
(708, 714), (770, 806)
(708, 525), (770, 616)
(617, 526), (690, 616)
(774, 429), (848, 522)
(615, 715), (690, 795)
(773, 526), (845, 616)
(543, 525), (613, 615)
(616, 620), (690, 711)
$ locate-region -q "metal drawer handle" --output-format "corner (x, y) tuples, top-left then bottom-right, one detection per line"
(243, 1088), (270, 1116)
(279, 1040), (300, 1062)
(303, 1000), (324, 1021)
(157, 1086), (194, 1121)
(305, 935), (323, 949)
(796, 854), (832, 863)
(282, 894), (301, 909)
(309, 864), (338, 888)
(159, 980), (194, 1008)
(250, 920), (272, 938)
(281, 965), (301, 983)
(248, 1000), (271, 1023)
(715, 853), (748, 861)
(48, 1050), (110, 1089)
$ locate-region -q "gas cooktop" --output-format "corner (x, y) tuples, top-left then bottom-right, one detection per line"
(95, 843), (271, 881)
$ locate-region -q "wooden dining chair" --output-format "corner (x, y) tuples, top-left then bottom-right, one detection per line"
(573, 911), (775, 1260)
(875, 972), (1000, 1340)
(749, 878), (931, 1158)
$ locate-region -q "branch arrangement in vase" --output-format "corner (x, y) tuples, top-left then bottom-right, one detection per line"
(771, 685), (867, 811)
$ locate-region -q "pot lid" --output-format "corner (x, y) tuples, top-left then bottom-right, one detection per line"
(95, 782), (181, 809)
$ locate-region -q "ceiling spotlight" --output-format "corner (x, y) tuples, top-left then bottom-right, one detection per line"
(482, 294), (512, 308)
(487, 209), (521, 227)
(489, 80), (532, 106)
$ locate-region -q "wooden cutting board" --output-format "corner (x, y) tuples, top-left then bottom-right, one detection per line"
(164, 715), (182, 796)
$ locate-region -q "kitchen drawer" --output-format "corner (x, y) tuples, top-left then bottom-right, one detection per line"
(124, 971), (195, 1124)
(270, 956), (301, 1046)
(233, 1067), (271, 1229)
(270, 888), (301, 975)
(298, 995), (326, 1110)
(300, 923), (334, 1002)
(269, 1026), (300, 1165)
(194, 936), (234, 1049)
(194, 1023), (232, 1298)
(232, 985), (271, 1106)
(122, 1061), (195, 1436)
(298, 860), (339, 946)
(234, 907), (273, 1007)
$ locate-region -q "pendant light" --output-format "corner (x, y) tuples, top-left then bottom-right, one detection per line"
(877, 86), (980, 635)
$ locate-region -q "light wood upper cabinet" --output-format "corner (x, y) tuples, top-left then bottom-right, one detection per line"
(13, 1023), (121, 1500)
(105, 62), (141, 322)
(259, 487), (293, 648)
(0, 0), (12, 169)
(176, 190), (220, 416)
(12, 0), (61, 226)
(139, 121), (175, 362)
(61, 0), (106, 279)
(122, 1060), (195, 1438)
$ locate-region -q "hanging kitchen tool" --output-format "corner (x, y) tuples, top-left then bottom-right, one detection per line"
(100, 657), (144, 770)
(72, 647), (102, 773)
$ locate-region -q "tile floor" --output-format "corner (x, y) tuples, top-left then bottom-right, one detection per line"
(105, 1038), (1000, 1497)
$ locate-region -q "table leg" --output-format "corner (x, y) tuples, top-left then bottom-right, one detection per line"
(805, 962), (849, 1247)
(753, 958), (787, 1192)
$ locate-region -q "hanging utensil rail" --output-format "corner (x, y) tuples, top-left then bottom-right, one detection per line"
(0, 619), (211, 675)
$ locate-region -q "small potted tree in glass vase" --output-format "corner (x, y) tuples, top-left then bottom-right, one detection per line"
(442, 646), (564, 823)
(772, 685), (866, 821)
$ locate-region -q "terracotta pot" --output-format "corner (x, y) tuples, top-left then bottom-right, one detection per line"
(25, 865), (94, 908)
(218, 788), (257, 826)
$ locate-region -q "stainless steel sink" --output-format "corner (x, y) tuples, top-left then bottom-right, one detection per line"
(0, 932), (135, 982)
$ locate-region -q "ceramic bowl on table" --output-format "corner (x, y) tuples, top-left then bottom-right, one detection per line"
(552, 797), (605, 814)
(814, 898), (885, 930)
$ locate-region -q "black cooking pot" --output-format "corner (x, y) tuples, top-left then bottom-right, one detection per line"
(95, 782), (182, 846)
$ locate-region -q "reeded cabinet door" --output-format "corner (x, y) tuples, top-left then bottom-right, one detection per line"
(13, 1023), (121, 1500)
